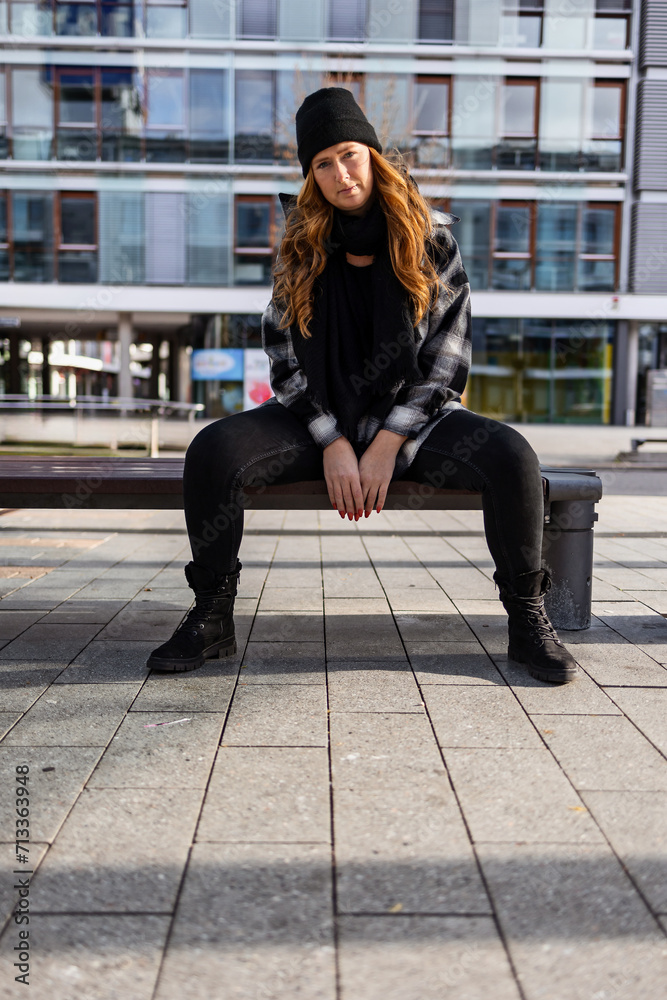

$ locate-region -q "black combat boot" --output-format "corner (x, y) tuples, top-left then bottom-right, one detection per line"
(495, 569), (578, 684)
(146, 561), (241, 672)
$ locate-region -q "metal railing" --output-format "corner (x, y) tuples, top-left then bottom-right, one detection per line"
(0, 395), (205, 457)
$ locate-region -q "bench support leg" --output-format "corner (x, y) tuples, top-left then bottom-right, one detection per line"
(542, 500), (597, 631)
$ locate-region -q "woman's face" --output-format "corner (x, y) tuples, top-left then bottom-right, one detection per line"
(311, 142), (374, 216)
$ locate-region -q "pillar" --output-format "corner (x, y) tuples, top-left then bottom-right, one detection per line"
(117, 312), (133, 400)
(612, 320), (639, 426)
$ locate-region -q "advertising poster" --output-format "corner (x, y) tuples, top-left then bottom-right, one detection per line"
(243, 348), (272, 409)
(191, 348), (244, 382)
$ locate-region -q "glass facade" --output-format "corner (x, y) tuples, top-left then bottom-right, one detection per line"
(467, 318), (614, 423)
(0, 0), (631, 47)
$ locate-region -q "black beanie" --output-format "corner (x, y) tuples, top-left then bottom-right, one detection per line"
(296, 87), (382, 178)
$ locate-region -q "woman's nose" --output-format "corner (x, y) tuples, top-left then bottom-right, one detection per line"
(334, 159), (349, 181)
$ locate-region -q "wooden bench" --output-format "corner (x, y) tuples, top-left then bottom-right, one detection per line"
(0, 456), (603, 631)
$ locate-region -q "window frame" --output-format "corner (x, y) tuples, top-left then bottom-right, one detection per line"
(56, 190), (98, 282)
(234, 195), (276, 255)
(577, 200), (620, 291)
(55, 65), (99, 160)
(491, 199), (536, 289)
(412, 75), (452, 137)
(590, 79), (625, 142)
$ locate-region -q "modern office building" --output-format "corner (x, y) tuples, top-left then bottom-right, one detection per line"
(0, 0), (665, 423)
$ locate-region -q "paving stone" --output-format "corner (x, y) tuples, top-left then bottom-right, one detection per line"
(605, 687), (667, 755)
(0, 611), (46, 641)
(384, 588), (458, 612)
(477, 842), (667, 1000)
(0, 914), (169, 1000)
(41, 600), (128, 624)
(0, 841), (48, 926)
(238, 641), (325, 684)
(1, 684), (140, 747)
(0, 664), (63, 712)
(322, 558), (385, 598)
(589, 577), (637, 601)
(29, 787), (203, 912)
(249, 611), (324, 643)
(425, 685), (543, 748)
(394, 612), (476, 643)
(54, 640), (157, 684)
(224, 684), (328, 746)
(444, 748), (604, 844)
(326, 622), (406, 661)
(580, 790), (667, 914)
(538, 714), (667, 791)
(197, 746), (331, 843)
(330, 713), (490, 914)
(328, 662), (424, 713)
(626, 590), (667, 614)
(258, 587), (323, 611)
(338, 916), (521, 1000)
(132, 663), (236, 713)
(0, 623), (102, 662)
(492, 655), (623, 715)
(569, 642), (667, 686)
(406, 641), (502, 685)
(89, 712), (223, 789)
(325, 598), (391, 615)
(0, 747), (103, 843)
(154, 842), (335, 1000)
(95, 606), (185, 641)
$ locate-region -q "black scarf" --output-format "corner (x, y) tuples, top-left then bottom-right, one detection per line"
(292, 199), (422, 440)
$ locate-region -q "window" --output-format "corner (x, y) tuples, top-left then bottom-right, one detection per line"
(418, 0), (453, 42)
(578, 203), (618, 291)
(451, 75), (497, 170)
(56, 68), (96, 161)
(9, 1), (54, 36)
(58, 193), (97, 282)
(55, 0), (96, 35)
(583, 81), (624, 171)
(412, 76), (450, 167)
(146, 0), (186, 38)
(145, 70), (186, 162)
(101, 0), (133, 36)
(538, 78), (585, 172)
(0, 192), (8, 281)
(329, 0), (366, 40)
(593, 0), (631, 50)
(491, 202), (533, 290)
(235, 70), (274, 162)
(500, 0), (543, 48)
(11, 67), (53, 160)
(497, 78), (538, 169)
(0, 69), (7, 158)
(101, 69), (141, 161)
(189, 69), (229, 163)
(11, 192), (53, 282)
(239, 0), (277, 38)
(534, 203), (577, 291)
(234, 196), (275, 285)
(449, 200), (490, 291)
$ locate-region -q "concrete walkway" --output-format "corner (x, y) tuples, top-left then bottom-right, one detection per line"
(0, 499), (666, 1000)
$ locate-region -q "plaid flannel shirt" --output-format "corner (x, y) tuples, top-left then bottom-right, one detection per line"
(261, 207), (472, 477)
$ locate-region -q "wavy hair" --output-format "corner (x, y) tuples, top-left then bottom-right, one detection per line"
(272, 147), (443, 339)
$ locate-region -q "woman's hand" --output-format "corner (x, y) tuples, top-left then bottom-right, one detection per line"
(358, 430), (408, 516)
(323, 437), (364, 520)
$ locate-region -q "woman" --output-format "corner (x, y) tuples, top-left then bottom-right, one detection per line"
(147, 87), (577, 685)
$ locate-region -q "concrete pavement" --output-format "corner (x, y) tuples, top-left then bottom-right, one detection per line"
(0, 498), (665, 999)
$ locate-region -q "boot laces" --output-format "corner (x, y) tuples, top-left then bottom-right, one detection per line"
(516, 597), (562, 645)
(176, 597), (223, 636)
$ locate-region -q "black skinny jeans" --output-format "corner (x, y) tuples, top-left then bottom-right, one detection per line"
(183, 403), (544, 586)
